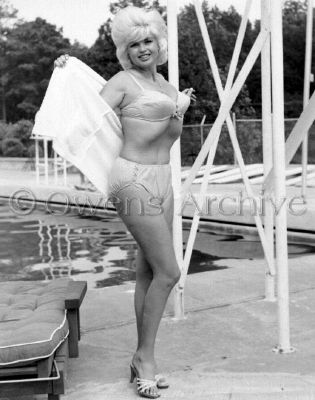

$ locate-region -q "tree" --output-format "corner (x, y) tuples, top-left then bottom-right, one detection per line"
(3, 18), (75, 122)
(109, 0), (165, 15)
(1, 137), (25, 156)
(246, 0), (310, 117)
(0, 0), (19, 122)
(177, 2), (256, 123)
(5, 119), (33, 146)
(86, 20), (121, 80)
(282, 0), (307, 116)
(3, 16), (88, 123)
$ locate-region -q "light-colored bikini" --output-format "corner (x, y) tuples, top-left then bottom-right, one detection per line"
(108, 72), (191, 212)
(121, 71), (190, 121)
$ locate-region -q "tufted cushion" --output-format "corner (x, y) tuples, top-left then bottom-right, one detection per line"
(0, 279), (70, 366)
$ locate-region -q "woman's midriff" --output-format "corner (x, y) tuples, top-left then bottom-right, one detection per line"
(119, 116), (183, 164)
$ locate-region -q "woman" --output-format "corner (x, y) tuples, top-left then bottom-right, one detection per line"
(55, 6), (195, 399)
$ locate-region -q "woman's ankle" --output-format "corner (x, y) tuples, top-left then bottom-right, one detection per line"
(133, 349), (155, 365)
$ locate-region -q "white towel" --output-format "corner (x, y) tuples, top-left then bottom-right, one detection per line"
(32, 57), (123, 196)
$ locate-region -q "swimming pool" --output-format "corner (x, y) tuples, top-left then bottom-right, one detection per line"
(1, 199), (314, 288)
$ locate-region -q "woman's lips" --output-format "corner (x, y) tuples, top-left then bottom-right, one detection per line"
(139, 54), (150, 61)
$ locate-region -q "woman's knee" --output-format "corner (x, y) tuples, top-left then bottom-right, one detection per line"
(155, 266), (181, 289)
(136, 267), (153, 281)
(136, 248), (153, 276)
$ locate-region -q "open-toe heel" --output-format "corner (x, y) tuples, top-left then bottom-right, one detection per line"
(130, 363), (160, 399)
(130, 364), (137, 383)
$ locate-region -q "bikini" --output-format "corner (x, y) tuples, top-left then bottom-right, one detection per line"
(120, 71), (191, 121)
(108, 72), (191, 213)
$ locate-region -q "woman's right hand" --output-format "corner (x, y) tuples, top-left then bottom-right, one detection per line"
(54, 54), (70, 68)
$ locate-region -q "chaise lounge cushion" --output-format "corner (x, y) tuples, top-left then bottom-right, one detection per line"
(0, 279), (70, 366)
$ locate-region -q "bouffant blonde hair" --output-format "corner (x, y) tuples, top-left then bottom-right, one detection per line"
(111, 6), (168, 70)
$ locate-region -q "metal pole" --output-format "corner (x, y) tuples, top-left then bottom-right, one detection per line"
(63, 158), (67, 186)
(44, 138), (48, 185)
(224, 0), (253, 93)
(182, 28), (269, 198)
(180, 1), (274, 289)
(200, 114), (206, 147)
(187, 0), (274, 275)
(54, 150), (58, 185)
(261, 0), (276, 301)
(167, 0), (185, 319)
(35, 137), (39, 185)
(301, 0), (313, 197)
(270, 0), (293, 353)
(232, 112), (237, 166)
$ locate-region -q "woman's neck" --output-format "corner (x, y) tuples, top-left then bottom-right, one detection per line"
(130, 66), (158, 82)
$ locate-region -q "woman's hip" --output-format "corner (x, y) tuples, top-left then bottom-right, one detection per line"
(108, 156), (173, 212)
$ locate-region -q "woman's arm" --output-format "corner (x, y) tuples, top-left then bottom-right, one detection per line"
(99, 71), (126, 111)
(53, 55), (126, 112)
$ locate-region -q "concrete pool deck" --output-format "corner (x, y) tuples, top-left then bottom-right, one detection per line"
(68, 256), (315, 400)
(1, 169), (315, 399)
(3, 257), (315, 400)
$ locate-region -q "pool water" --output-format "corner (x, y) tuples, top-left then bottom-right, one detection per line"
(0, 200), (314, 289)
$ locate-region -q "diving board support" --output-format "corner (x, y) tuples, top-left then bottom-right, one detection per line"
(270, 0), (292, 353)
(167, 0), (185, 319)
(264, 87), (315, 190)
(223, 0), (253, 94)
(301, 0), (313, 197)
(181, 29), (269, 198)
(261, 0), (275, 301)
(177, 0), (273, 298)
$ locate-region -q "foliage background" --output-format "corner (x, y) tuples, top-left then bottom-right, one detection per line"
(0, 0), (312, 163)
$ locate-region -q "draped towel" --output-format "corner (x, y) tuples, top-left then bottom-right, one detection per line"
(32, 56), (123, 196)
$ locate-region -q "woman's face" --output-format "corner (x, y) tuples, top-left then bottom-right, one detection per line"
(127, 35), (159, 69)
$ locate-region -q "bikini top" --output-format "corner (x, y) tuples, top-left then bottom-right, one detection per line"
(120, 72), (191, 122)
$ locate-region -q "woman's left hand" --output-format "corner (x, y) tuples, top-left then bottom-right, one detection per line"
(182, 88), (197, 102)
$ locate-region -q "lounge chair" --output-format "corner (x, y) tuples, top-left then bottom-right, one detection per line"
(0, 279), (87, 399)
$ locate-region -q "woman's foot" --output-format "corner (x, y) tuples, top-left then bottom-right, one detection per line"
(131, 353), (160, 398)
(154, 361), (169, 389)
(155, 374), (169, 389)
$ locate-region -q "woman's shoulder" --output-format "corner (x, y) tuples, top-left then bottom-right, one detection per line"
(106, 70), (129, 87)
(106, 70), (140, 94)
(158, 73), (178, 96)
(110, 69), (137, 82)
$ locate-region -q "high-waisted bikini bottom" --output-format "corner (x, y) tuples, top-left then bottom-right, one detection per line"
(108, 156), (173, 216)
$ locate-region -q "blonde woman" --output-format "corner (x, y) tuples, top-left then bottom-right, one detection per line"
(55, 6), (195, 398)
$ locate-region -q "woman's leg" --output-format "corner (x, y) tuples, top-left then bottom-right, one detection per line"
(134, 246), (153, 351)
(134, 187), (174, 352)
(115, 184), (181, 383)
(132, 191), (175, 394)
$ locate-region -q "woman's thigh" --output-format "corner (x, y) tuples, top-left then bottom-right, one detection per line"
(161, 186), (174, 236)
(113, 184), (179, 277)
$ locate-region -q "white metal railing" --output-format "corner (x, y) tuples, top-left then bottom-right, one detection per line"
(31, 118), (315, 190)
(31, 135), (68, 186)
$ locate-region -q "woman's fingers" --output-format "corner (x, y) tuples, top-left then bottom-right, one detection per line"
(183, 88), (197, 102)
(54, 54), (70, 68)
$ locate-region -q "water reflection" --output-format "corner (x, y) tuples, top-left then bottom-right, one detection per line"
(0, 202), (137, 288)
(1, 200), (315, 288)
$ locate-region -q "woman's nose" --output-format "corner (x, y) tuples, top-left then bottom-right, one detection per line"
(139, 42), (146, 52)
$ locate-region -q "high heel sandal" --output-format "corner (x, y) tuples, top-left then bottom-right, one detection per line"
(130, 363), (161, 399)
